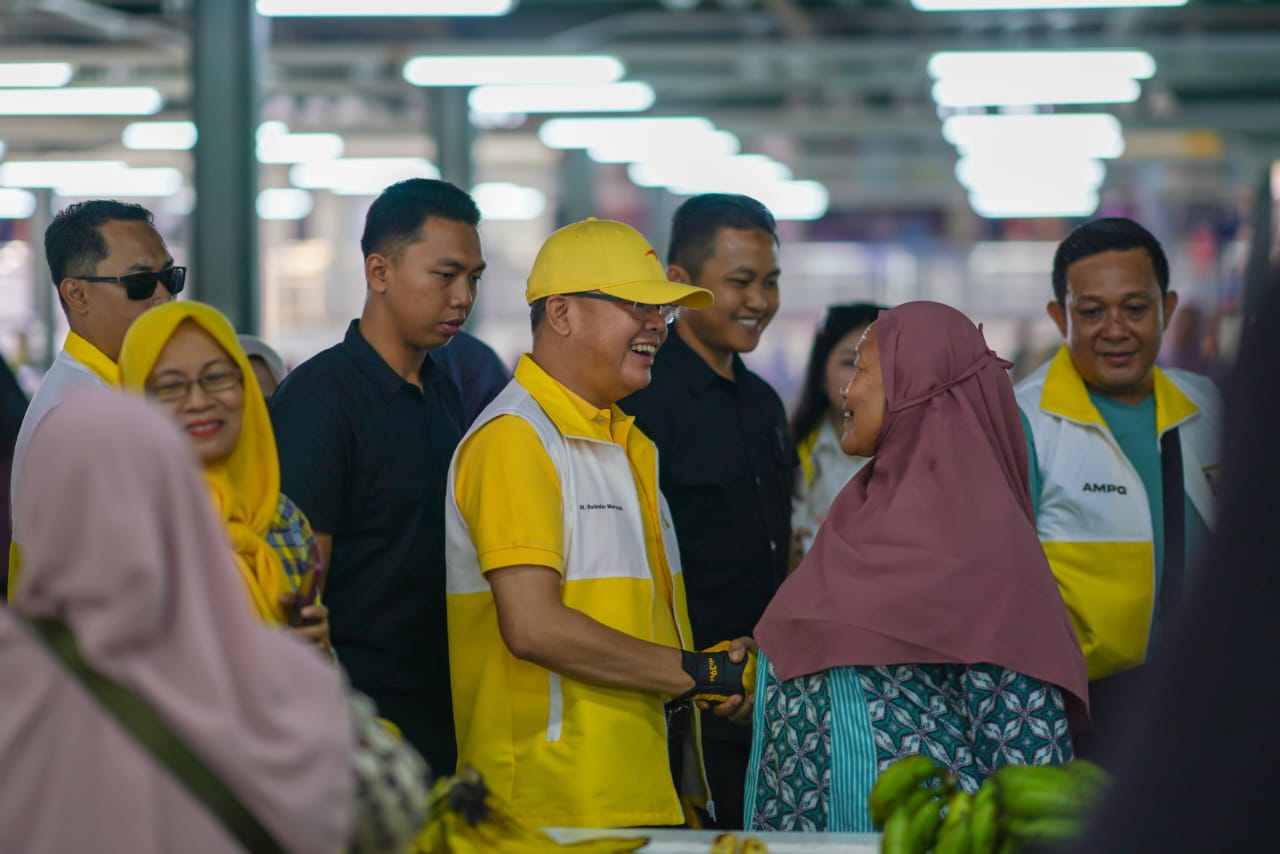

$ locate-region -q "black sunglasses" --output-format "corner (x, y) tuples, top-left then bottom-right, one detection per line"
(78, 265), (186, 301)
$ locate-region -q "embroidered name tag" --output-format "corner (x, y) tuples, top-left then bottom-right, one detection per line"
(1082, 483), (1128, 495)
(579, 502), (625, 511)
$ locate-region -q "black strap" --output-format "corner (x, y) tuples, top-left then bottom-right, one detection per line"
(23, 616), (284, 854)
(1159, 428), (1187, 622)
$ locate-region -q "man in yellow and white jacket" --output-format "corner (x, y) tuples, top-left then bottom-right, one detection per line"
(1015, 217), (1221, 753)
(445, 219), (756, 828)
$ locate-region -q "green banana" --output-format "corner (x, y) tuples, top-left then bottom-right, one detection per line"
(1003, 815), (1085, 846)
(934, 790), (973, 854)
(994, 766), (1093, 820)
(904, 792), (947, 853)
(881, 787), (934, 854)
(869, 754), (943, 830)
(967, 779), (1001, 854)
(1063, 758), (1110, 790)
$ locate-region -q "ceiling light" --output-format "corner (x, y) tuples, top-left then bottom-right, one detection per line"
(933, 77), (1141, 107)
(942, 113), (1125, 159)
(913, 1), (1186, 10)
(469, 82), (655, 115)
(257, 0), (515, 15)
(289, 157), (440, 195)
(256, 122), (344, 163)
(0, 86), (162, 116)
(472, 182), (547, 220)
(1, 160), (129, 186)
(404, 55), (623, 87)
(589, 130), (740, 165)
(968, 188), (1100, 219)
(257, 188), (314, 220)
(0, 62), (74, 88)
(956, 155), (1106, 192)
(539, 117), (715, 150)
(53, 168), (185, 198)
(0, 189), (38, 219)
(123, 121), (198, 150)
(928, 51), (1155, 81)
(752, 181), (829, 221)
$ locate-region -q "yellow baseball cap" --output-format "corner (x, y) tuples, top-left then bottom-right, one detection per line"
(526, 218), (714, 308)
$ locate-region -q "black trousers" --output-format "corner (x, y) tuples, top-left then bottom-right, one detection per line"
(1073, 666), (1150, 765)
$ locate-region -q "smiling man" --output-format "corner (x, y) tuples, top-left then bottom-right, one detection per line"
(8, 200), (178, 597)
(1015, 217), (1221, 758)
(446, 218), (758, 829)
(269, 178), (483, 774)
(621, 194), (794, 829)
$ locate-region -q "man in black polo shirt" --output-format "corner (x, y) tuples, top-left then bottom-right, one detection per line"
(269, 179), (485, 774)
(621, 193), (793, 829)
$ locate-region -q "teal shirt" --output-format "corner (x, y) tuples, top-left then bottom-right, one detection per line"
(1020, 394), (1209, 633)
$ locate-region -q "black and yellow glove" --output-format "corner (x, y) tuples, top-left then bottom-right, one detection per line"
(677, 641), (758, 704)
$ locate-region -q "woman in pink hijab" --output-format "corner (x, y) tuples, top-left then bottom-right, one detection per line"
(0, 389), (426, 853)
(746, 302), (1088, 833)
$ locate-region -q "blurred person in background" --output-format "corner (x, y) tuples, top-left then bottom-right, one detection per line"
(750, 302), (1088, 833)
(431, 328), (511, 426)
(787, 302), (887, 569)
(8, 200), (179, 598)
(0, 357), (27, 600)
(1015, 217), (1221, 759)
(269, 179), (481, 775)
(120, 302), (328, 649)
(622, 194), (793, 829)
(238, 334), (288, 401)
(0, 390), (427, 853)
(1071, 263), (1280, 854)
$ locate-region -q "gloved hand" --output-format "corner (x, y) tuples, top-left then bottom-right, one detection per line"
(677, 641), (758, 704)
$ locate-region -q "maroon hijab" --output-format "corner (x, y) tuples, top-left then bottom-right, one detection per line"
(755, 301), (1088, 721)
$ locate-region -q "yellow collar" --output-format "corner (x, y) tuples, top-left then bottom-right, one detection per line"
(63, 331), (120, 385)
(513, 355), (634, 447)
(1039, 344), (1199, 436)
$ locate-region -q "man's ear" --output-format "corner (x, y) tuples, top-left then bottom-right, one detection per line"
(59, 278), (90, 316)
(666, 264), (691, 285)
(544, 295), (573, 337)
(1046, 299), (1067, 338)
(1161, 290), (1180, 330)
(365, 253), (391, 294)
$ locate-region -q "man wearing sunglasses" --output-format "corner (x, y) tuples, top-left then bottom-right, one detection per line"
(8, 200), (178, 596)
(445, 218), (758, 829)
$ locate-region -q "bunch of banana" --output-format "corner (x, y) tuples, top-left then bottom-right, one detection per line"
(869, 755), (1109, 854)
(708, 831), (769, 853)
(415, 767), (649, 853)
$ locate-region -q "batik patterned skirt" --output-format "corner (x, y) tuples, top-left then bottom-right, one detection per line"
(744, 655), (1073, 832)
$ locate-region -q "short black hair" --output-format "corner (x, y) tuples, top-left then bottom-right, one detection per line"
(668, 193), (778, 280)
(530, 297), (548, 334)
(45, 199), (155, 287)
(1052, 217), (1170, 304)
(360, 178), (481, 260)
(789, 302), (888, 447)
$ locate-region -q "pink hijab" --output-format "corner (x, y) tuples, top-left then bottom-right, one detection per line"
(0, 390), (354, 853)
(755, 301), (1088, 721)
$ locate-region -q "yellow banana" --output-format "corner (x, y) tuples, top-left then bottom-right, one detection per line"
(741, 838), (769, 854)
(868, 754), (943, 830)
(710, 832), (738, 854)
(967, 780), (1000, 854)
(933, 790), (973, 854)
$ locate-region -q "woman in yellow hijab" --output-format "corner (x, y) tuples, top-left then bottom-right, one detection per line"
(119, 302), (328, 647)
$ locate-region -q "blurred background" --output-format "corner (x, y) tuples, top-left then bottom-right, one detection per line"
(0, 0), (1277, 407)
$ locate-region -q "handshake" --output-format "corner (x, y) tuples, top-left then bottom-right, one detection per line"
(676, 640), (758, 705)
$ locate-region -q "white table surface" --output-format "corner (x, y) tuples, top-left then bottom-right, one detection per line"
(548, 827), (881, 853)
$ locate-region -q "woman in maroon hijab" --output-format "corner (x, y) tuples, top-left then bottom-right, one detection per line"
(745, 301), (1088, 833)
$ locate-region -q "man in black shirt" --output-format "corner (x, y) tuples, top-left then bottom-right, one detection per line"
(269, 179), (485, 774)
(622, 193), (793, 829)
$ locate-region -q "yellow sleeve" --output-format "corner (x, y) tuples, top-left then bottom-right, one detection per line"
(453, 415), (564, 575)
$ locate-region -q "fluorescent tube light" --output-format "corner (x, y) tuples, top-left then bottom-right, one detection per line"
(256, 123), (344, 164)
(957, 155), (1106, 192)
(928, 51), (1155, 81)
(469, 82), (655, 115)
(914, 1), (1186, 10)
(257, 188), (314, 220)
(0, 189), (37, 219)
(933, 77), (1141, 107)
(289, 158), (440, 195)
(0, 160), (129, 187)
(123, 121), (198, 150)
(257, 0), (515, 15)
(404, 55), (623, 87)
(0, 86), (162, 116)
(968, 188), (1100, 219)
(942, 113), (1125, 159)
(539, 117), (715, 150)
(471, 182), (547, 221)
(0, 62), (74, 88)
(54, 168), (184, 198)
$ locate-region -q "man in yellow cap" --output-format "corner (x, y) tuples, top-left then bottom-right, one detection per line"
(444, 218), (755, 828)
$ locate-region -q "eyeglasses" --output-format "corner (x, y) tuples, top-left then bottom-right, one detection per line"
(570, 292), (678, 325)
(77, 266), (186, 301)
(146, 368), (242, 404)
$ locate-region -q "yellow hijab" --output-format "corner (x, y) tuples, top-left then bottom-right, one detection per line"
(118, 302), (290, 625)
